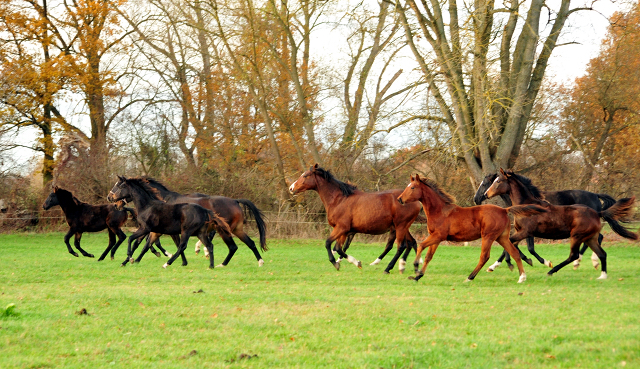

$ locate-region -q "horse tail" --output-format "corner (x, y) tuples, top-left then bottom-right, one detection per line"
(599, 197), (638, 240)
(507, 205), (549, 217)
(597, 193), (617, 210)
(237, 199), (268, 252)
(206, 210), (232, 236)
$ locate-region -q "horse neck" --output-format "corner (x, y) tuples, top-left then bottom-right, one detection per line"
(127, 184), (156, 210)
(314, 176), (347, 212)
(508, 180), (543, 205)
(418, 184), (448, 218)
(151, 185), (180, 201)
(57, 193), (80, 213)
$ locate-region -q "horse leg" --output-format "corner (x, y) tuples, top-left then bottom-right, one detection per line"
(574, 233), (603, 270)
(508, 232), (535, 266)
(334, 236), (362, 269)
(525, 235), (552, 267)
(135, 233), (161, 263)
(122, 230), (148, 266)
(149, 234), (171, 257)
(383, 227), (410, 274)
(399, 234), (418, 272)
(324, 229), (344, 270)
(163, 233), (191, 268)
(72, 233), (94, 258)
(585, 236), (607, 279)
(110, 228), (128, 260)
(197, 232), (216, 269)
(411, 234), (441, 274)
(98, 229), (116, 261)
(487, 250), (508, 272)
(547, 238), (582, 276)
(465, 237), (495, 282)
(235, 231), (264, 267)
(371, 231), (396, 266)
(409, 234), (443, 281)
(495, 230), (526, 283)
(216, 233), (238, 268)
(63, 230), (79, 257)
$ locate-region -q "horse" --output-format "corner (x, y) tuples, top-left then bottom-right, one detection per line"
(289, 164), (422, 273)
(474, 172), (617, 271)
(134, 178), (267, 268)
(107, 176), (231, 269)
(484, 169), (638, 279)
(42, 186), (137, 260)
(397, 174), (549, 283)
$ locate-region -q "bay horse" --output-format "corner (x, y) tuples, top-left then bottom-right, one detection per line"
(474, 172), (617, 271)
(135, 178), (267, 268)
(42, 187), (137, 260)
(397, 174), (548, 283)
(484, 169), (638, 279)
(289, 164), (421, 273)
(107, 176), (231, 269)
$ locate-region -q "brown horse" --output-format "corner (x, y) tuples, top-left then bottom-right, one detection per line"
(484, 169), (638, 279)
(289, 164), (422, 273)
(397, 174), (548, 283)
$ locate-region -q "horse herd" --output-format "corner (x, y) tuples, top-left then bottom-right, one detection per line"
(42, 165), (638, 284)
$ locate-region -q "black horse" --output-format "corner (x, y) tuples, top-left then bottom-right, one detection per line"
(43, 187), (136, 260)
(139, 178), (267, 267)
(473, 173), (617, 271)
(107, 176), (231, 269)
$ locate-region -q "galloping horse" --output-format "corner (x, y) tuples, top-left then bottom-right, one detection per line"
(484, 169), (638, 279)
(397, 174), (547, 283)
(42, 187), (136, 260)
(131, 178), (267, 267)
(289, 164), (422, 273)
(474, 172), (617, 270)
(107, 176), (231, 269)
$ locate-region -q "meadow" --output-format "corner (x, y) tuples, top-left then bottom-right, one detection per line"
(0, 232), (639, 368)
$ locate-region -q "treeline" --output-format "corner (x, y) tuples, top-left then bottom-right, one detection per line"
(0, 0), (639, 232)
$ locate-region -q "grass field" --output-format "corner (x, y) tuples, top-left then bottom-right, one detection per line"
(1, 232), (639, 368)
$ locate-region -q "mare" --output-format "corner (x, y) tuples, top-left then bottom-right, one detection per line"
(107, 176), (231, 269)
(474, 173), (617, 271)
(484, 169), (638, 279)
(289, 164), (422, 273)
(132, 178), (267, 267)
(43, 187), (135, 260)
(397, 174), (547, 283)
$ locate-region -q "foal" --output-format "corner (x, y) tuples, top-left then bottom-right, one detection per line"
(43, 187), (132, 260)
(289, 164), (422, 273)
(484, 169), (638, 279)
(397, 174), (547, 283)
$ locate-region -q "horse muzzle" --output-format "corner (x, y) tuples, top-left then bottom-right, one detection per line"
(398, 197), (405, 205)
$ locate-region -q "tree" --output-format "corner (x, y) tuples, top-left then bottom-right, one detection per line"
(559, 1), (640, 189)
(394, 0), (584, 183)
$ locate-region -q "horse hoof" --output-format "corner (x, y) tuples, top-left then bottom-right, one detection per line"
(508, 264), (515, 271)
(162, 263), (168, 269)
(518, 274), (527, 283)
(357, 261), (362, 269)
(370, 258), (381, 266)
(597, 271), (607, 280)
(544, 260), (553, 268)
(464, 278), (472, 283)
(72, 253), (79, 258)
(111, 256), (114, 260)
(88, 254), (95, 258)
(209, 265), (214, 269)
(525, 258), (533, 266)
(486, 268), (494, 272)
(216, 264), (225, 268)
(258, 259), (264, 267)
(408, 276), (415, 280)
(153, 252), (161, 258)
(182, 263), (188, 267)
(546, 272), (553, 277)
(573, 263), (580, 270)
(333, 262), (340, 271)
(399, 268), (405, 274)
(593, 261), (600, 270)
(129, 257), (135, 264)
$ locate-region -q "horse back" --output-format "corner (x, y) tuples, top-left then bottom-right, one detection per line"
(543, 190), (602, 211)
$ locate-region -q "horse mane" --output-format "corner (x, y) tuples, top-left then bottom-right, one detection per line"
(503, 170), (544, 200)
(312, 166), (358, 197)
(55, 188), (84, 206)
(124, 177), (165, 200)
(418, 177), (456, 204)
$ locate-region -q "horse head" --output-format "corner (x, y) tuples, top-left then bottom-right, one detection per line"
(108, 175), (131, 203)
(42, 191), (59, 210)
(397, 174), (421, 205)
(473, 173), (498, 205)
(289, 163), (319, 195)
(484, 168), (511, 199)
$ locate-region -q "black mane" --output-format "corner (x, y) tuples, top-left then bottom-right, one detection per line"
(312, 166), (357, 197)
(124, 177), (164, 201)
(418, 177), (456, 204)
(504, 170), (544, 200)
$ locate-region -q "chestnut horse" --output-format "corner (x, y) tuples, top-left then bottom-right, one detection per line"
(289, 164), (422, 273)
(397, 174), (549, 283)
(484, 169), (638, 279)
(473, 172), (617, 271)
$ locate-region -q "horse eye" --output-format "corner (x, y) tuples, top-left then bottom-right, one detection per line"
(411, 187), (414, 190)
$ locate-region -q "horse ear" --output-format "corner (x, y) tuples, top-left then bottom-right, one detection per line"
(53, 185), (59, 191)
(415, 173), (421, 181)
(499, 168), (506, 176)
(410, 175), (415, 182)
(313, 163), (319, 169)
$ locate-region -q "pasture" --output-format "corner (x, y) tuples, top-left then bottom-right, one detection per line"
(1, 232), (639, 368)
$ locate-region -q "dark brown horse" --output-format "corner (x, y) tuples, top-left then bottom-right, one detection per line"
(397, 174), (547, 283)
(42, 187), (133, 260)
(134, 178), (267, 267)
(289, 164), (421, 273)
(484, 169), (638, 279)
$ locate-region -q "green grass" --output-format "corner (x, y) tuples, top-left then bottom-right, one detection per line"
(0, 233), (639, 368)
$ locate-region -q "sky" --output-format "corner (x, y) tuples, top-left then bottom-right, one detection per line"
(2, 0), (628, 173)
